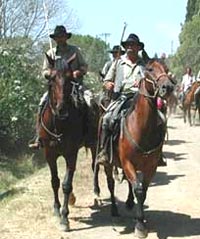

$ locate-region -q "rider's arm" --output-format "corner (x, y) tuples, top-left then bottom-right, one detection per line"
(73, 47), (88, 78)
(103, 60), (120, 91)
(42, 48), (55, 79)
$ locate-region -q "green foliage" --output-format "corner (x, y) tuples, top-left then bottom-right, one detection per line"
(169, 14), (200, 81)
(185, 0), (200, 22)
(0, 38), (44, 155)
(0, 155), (35, 191)
(68, 34), (109, 73)
(68, 34), (108, 93)
(0, 34), (108, 157)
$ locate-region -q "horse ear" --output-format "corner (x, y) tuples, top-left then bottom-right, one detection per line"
(141, 49), (151, 64)
(45, 53), (55, 67)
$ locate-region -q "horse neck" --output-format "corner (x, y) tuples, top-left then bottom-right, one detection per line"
(186, 83), (198, 102)
(128, 93), (158, 129)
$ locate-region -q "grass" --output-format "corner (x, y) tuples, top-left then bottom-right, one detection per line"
(0, 148), (89, 195)
(0, 154), (37, 192)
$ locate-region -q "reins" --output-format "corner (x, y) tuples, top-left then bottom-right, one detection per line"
(139, 72), (169, 99)
(40, 100), (63, 140)
(121, 115), (164, 155)
(121, 70), (168, 155)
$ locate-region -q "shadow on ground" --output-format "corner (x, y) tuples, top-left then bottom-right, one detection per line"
(165, 139), (186, 146)
(151, 171), (184, 187)
(163, 151), (187, 161)
(70, 198), (200, 239)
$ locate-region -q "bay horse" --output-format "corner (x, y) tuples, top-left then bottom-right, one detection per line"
(182, 81), (200, 125)
(94, 58), (174, 238)
(39, 54), (98, 231)
(167, 91), (178, 116)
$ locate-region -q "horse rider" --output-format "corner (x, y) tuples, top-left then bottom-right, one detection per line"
(179, 67), (196, 108)
(99, 45), (125, 107)
(96, 33), (147, 164)
(100, 45), (125, 79)
(29, 25), (88, 149)
(194, 69), (200, 107)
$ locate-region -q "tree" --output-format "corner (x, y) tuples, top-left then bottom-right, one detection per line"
(0, 37), (44, 155)
(0, 0), (79, 43)
(170, 14), (200, 81)
(185, 0), (200, 22)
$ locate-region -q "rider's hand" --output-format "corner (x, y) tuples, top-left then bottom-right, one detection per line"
(133, 80), (139, 87)
(44, 69), (56, 80)
(73, 70), (82, 78)
(104, 81), (114, 90)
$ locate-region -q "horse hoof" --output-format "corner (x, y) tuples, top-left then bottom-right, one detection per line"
(53, 208), (61, 217)
(60, 223), (70, 232)
(94, 197), (103, 207)
(135, 222), (148, 238)
(69, 192), (76, 206)
(60, 220), (70, 232)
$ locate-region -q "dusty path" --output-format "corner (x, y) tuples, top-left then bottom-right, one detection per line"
(0, 113), (200, 239)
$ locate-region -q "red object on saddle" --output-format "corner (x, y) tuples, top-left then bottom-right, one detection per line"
(157, 97), (163, 110)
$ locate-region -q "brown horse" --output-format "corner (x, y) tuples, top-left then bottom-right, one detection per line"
(182, 81), (200, 125)
(94, 59), (174, 238)
(167, 91), (178, 116)
(39, 54), (98, 231)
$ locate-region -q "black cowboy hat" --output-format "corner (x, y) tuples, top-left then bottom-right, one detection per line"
(49, 25), (72, 39)
(108, 45), (125, 54)
(121, 33), (144, 50)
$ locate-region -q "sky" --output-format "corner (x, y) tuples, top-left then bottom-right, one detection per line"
(66, 0), (188, 58)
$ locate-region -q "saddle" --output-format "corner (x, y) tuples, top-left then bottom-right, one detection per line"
(104, 93), (138, 163)
(105, 93), (167, 164)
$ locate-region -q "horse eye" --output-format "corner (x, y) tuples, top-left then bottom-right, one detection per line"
(147, 68), (153, 72)
(48, 75), (56, 84)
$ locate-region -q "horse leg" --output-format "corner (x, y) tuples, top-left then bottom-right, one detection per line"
(133, 173), (148, 238)
(90, 145), (97, 172)
(183, 109), (187, 123)
(198, 107), (200, 123)
(60, 151), (78, 231)
(46, 151), (61, 217)
(193, 108), (197, 126)
(123, 161), (148, 238)
(125, 181), (135, 209)
(188, 106), (192, 126)
(104, 163), (119, 216)
(93, 162), (100, 197)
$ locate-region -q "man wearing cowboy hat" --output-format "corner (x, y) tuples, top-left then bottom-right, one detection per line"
(101, 45), (125, 80)
(43, 25), (87, 80)
(96, 33), (147, 164)
(29, 25), (88, 149)
(99, 45), (125, 108)
(103, 33), (145, 94)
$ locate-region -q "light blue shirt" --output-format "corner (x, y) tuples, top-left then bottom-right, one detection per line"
(104, 56), (145, 93)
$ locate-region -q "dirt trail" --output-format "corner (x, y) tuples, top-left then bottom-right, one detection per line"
(0, 113), (200, 239)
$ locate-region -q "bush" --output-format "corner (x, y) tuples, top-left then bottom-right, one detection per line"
(0, 40), (44, 155)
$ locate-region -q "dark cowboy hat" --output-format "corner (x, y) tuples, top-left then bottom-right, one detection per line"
(49, 25), (72, 39)
(108, 45), (125, 54)
(121, 33), (144, 50)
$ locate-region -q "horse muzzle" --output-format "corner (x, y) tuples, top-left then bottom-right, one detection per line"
(159, 82), (174, 98)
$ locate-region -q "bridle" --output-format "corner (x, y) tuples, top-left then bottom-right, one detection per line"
(139, 72), (169, 99)
(39, 54), (77, 141)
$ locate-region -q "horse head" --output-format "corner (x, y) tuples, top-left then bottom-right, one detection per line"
(143, 59), (174, 99)
(45, 53), (76, 117)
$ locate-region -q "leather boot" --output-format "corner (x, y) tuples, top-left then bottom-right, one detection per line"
(96, 127), (109, 165)
(28, 105), (43, 150)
